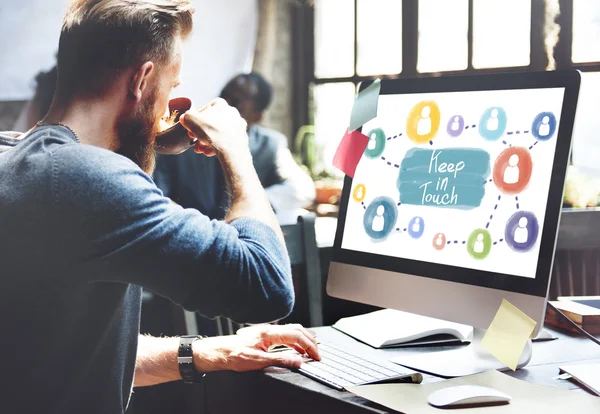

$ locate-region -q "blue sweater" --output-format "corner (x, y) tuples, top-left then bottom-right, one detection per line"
(0, 126), (293, 413)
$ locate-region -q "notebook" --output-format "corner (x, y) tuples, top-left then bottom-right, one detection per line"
(559, 363), (600, 396)
(332, 309), (473, 349)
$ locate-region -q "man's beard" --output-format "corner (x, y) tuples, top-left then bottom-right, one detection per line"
(116, 89), (159, 175)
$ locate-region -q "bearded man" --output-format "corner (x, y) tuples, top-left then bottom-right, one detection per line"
(0, 1), (318, 413)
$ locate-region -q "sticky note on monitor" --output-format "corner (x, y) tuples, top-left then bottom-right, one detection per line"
(480, 299), (537, 370)
(333, 129), (369, 178)
(349, 79), (381, 132)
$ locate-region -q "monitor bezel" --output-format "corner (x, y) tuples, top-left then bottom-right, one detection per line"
(331, 70), (581, 298)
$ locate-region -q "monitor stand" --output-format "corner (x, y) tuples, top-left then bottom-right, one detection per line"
(390, 328), (532, 378)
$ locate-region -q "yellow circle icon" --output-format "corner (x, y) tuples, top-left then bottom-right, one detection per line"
(406, 100), (441, 144)
(353, 184), (366, 202)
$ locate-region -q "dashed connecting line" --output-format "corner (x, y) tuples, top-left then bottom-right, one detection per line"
(528, 141), (539, 150)
(464, 124), (477, 130)
(493, 238), (505, 246)
(386, 133), (403, 141)
(447, 240), (467, 245)
(515, 196), (520, 210)
(485, 195), (502, 229)
(380, 156), (401, 169)
(361, 201), (366, 210)
(506, 130), (530, 136)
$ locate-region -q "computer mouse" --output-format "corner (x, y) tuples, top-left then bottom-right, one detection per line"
(428, 385), (511, 408)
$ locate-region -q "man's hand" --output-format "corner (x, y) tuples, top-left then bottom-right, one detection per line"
(193, 324), (320, 373)
(180, 98), (248, 158)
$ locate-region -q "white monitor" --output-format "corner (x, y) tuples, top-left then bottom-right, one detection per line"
(327, 71), (580, 348)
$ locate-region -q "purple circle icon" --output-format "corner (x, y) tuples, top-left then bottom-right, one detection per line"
(505, 211), (539, 252)
(447, 115), (465, 137)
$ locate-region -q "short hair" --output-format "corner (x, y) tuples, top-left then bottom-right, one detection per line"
(221, 72), (273, 113)
(57, 0), (194, 98)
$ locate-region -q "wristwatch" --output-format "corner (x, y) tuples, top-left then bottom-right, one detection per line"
(178, 335), (206, 384)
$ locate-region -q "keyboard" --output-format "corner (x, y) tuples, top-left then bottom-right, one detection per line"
(298, 342), (423, 391)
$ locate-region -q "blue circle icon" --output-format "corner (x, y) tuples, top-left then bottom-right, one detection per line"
(447, 115), (465, 137)
(407, 216), (425, 239)
(363, 197), (398, 241)
(479, 107), (507, 141)
(505, 211), (539, 252)
(531, 112), (557, 141)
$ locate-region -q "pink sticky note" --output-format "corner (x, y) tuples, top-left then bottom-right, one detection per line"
(332, 129), (369, 178)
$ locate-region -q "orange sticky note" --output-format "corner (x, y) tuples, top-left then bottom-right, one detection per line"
(332, 129), (369, 178)
(480, 299), (537, 371)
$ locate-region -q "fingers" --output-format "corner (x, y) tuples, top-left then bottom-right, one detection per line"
(194, 139), (216, 156)
(263, 328), (320, 361)
(250, 349), (303, 370)
(287, 323), (318, 346)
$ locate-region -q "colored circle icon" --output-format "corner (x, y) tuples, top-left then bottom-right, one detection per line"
(447, 115), (465, 137)
(353, 184), (367, 202)
(432, 233), (447, 250)
(492, 147), (533, 195)
(363, 197), (398, 241)
(467, 229), (492, 260)
(505, 211), (539, 252)
(406, 101), (441, 144)
(364, 128), (386, 159)
(479, 107), (507, 141)
(531, 112), (557, 141)
(408, 216), (425, 239)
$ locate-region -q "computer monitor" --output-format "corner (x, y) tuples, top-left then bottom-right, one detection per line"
(327, 71), (580, 374)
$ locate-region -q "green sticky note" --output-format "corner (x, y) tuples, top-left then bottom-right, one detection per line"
(349, 79), (381, 132)
(480, 299), (537, 371)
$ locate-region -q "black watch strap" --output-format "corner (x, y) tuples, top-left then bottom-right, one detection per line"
(178, 335), (206, 384)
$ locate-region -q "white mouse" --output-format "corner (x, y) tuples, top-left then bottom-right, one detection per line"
(428, 385), (511, 408)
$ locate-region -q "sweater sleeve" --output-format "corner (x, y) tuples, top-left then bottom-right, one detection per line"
(50, 145), (293, 323)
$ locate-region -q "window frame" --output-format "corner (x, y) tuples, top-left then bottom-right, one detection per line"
(291, 0), (600, 152)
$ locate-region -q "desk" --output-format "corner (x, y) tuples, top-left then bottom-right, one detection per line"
(203, 326), (600, 414)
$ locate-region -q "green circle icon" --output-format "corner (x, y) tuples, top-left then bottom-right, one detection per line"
(467, 229), (492, 260)
(364, 128), (386, 159)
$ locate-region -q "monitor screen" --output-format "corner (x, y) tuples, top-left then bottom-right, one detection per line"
(341, 87), (566, 280)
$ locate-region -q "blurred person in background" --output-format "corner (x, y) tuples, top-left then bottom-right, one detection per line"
(154, 72), (316, 224)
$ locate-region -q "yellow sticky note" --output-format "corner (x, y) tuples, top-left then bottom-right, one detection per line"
(480, 299), (537, 371)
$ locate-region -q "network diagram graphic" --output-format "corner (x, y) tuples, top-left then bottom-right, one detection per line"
(352, 100), (557, 261)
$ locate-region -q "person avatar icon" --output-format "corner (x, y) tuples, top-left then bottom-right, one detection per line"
(503, 154), (520, 185)
(356, 187), (363, 200)
(539, 116), (550, 137)
(372, 205), (385, 232)
(451, 116), (460, 131)
(474, 233), (485, 253)
(514, 217), (529, 244)
(412, 218), (421, 233)
(367, 133), (377, 150)
(417, 105), (432, 136)
(435, 233), (444, 247)
(487, 108), (499, 131)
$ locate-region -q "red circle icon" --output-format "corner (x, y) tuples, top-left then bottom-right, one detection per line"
(432, 233), (447, 250)
(492, 147), (532, 195)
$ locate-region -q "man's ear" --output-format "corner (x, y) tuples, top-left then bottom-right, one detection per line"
(129, 62), (154, 102)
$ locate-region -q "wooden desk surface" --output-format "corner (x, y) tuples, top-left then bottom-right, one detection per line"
(203, 326), (600, 414)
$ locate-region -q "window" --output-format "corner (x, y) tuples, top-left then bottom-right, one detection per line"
(356, 0), (403, 76)
(301, 0), (600, 179)
(418, 0), (468, 73)
(572, 0), (600, 63)
(472, 0), (531, 69)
